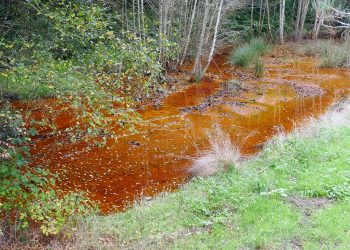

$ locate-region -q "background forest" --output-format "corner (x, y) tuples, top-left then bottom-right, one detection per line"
(1, 0), (350, 248)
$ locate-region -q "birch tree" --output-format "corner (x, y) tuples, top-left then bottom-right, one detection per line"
(193, 0), (210, 78)
(266, 0), (273, 39)
(311, 1), (350, 38)
(294, 0), (311, 40)
(279, 0), (286, 44)
(180, 0), (198, 65)
(202, 0), (224, 77)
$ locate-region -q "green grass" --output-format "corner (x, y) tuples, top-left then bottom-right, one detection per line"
(300, 39), (350, 68)
(303, 199), (350, 249)
(230, 38), (271, 68)
(0, 60), (90, 100)
(254, 58), (264, 78)
(64, 102), (350, 249)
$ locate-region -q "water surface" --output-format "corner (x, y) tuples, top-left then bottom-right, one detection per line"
(29, 49), (350, 213)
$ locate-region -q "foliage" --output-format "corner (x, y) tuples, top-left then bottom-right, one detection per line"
(0, 3), (173, 242)
(230, 38), (271, 68)
(36, 0), (109, 59)
(0, 6), (169, 143)
(0, 1), (170, 241)
(0, 0), (109, 62)
(0, 107), (95, 237)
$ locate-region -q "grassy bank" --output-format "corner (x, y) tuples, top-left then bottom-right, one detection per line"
(51, 100), (350, 249)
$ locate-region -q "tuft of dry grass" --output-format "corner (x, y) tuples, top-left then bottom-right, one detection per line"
(190, 126), (241, 177)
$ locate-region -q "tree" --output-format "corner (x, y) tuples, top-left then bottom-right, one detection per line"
(202, 0), (224, 77)
(294, 0), (310, 41)
(279, 0), (286, 44)
(193, 0), (210, 79)
(312, 1), (350, 39)
(180, 0), (199, 65)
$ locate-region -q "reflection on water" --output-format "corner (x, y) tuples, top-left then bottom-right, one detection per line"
(29, 51), (350, 213)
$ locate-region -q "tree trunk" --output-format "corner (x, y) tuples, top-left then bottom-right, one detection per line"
(133, 0), (136, 32)
(202, 0), (224, 78)
(258, 0), (264, 34)
(180, 0), (198, 65)
(297, 0), (310, 41)
(141, 0), (145, 40)
(279, 0), (286, 44)
(251, 0), (254, 32)
(294, 0), (302, 40)
(312, 0), (323, 40)
(193, 0), (210, 79)
(266, 0), (273, 40)
(205, 1), (219, 44)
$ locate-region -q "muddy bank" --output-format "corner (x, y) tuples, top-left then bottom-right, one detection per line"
(29, 45), (350, 213)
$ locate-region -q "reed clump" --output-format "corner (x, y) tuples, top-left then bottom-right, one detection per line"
(300, 39), (350, 68)
(230, 38), (271, 68)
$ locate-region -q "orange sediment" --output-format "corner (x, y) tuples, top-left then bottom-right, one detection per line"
(27, 46), (350, 213)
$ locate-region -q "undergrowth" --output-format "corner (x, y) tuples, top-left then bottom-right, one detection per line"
(0, 107), (96, 246)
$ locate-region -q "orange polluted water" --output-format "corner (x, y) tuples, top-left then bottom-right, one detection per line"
(30, 48), (350, 213)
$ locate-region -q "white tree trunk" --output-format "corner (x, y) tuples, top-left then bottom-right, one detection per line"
(202, 0), (224, 78)
(279, 0), (286, 44)
(193, 0), (210, 78)
(180, 0), (199, 65)
(266, 0), (273, 40)
(298, 0), (310, 41)
(294, 0), (302, 39)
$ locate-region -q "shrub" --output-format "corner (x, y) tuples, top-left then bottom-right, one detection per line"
(230, 47), (256, 68)
(0, 107), (95, 238)
(0, 32), (168, 144)
(250, 38), (271, 55)
(230, 38), (271, 68)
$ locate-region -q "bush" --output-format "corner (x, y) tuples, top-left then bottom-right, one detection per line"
(0, 107), (95, 238)
(230, 38), (271, 68)
(249, 38), (271, 55)
(0, 31), (168, 144)
(320, 48), (347, 68)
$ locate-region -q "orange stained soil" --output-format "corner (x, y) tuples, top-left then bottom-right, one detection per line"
(29, 46), (350, 213)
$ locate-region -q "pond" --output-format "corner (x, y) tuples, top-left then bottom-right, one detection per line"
(29, 47), (350, 213)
